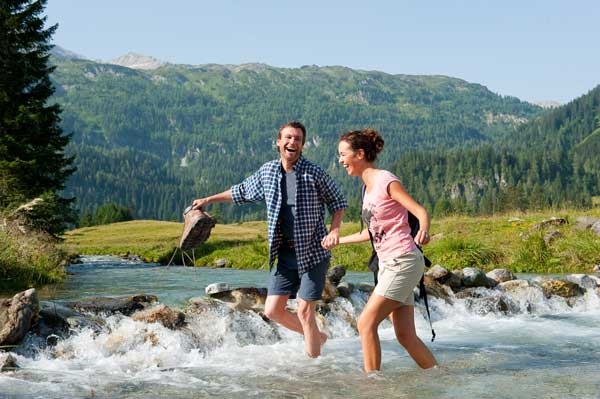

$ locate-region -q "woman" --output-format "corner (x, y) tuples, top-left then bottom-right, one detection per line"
(329, 128), (437, 373)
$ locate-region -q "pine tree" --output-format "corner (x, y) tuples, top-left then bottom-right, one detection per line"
(0, 0), (76, 234)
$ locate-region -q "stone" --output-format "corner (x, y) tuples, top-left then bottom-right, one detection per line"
(462, 267), (490, 288)
(205, 282), (230, 295)
(422, 276), (454, 303)
(186, 297), (229, 314)
(574, 216), (600, 230)
(67, 294), (158, 316)
(461, 295), (516, 315)
(0, 353), (18, 372)
(591, 221), (600, 236)
(321, 279), (338, 303)
(498, 279), (531, 291)
(539, 279), (584, 298)
(336, 281), (354, 298)
(327, 265), (346, 286)
(563, 274), (597, 290)
(486, 268), (516, 284)
(132, 304), (186, 329)
(533, 217), (568, 230)
(425, 264), (449, 280)
(179, 208), (216, 251)
(544, 230), (562, 244)
(208, 287), (268, 312)
(356, 282), (375, 293)
(0, 288), (39, 346)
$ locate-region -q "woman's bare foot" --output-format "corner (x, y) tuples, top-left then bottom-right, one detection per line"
(319, 331), (328, 346)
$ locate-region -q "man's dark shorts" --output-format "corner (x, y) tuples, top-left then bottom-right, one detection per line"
(268, 246), (329, 301)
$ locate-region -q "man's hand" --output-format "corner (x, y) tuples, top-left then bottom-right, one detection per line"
(321, 230), (340, 250)
(192, 197), (210, 210)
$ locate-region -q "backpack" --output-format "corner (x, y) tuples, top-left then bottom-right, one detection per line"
(361, 185), (436, 342)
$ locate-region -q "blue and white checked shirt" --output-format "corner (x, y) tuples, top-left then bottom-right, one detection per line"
(230, 156), (347, 274)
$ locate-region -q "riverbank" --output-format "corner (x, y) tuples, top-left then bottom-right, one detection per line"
(59, 210), (600, 274)
(0, 229), (70, 290)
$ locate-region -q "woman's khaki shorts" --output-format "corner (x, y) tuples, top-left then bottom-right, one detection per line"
(374, 249), (425, 305)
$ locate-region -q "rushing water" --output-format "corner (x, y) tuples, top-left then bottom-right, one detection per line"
(1, 255), (600, 399)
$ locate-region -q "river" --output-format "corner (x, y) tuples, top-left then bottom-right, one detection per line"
(1, 255), (599, 398)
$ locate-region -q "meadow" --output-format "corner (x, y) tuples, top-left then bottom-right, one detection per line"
(60, 209), (600, 275)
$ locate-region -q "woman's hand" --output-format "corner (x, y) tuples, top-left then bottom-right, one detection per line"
(415, 229), (430, 246)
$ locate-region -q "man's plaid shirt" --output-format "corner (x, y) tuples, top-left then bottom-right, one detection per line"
(231, 156), (347, 274)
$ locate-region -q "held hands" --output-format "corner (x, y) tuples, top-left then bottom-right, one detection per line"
(321, 230), (340, 250)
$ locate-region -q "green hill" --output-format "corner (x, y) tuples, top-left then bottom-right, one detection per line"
(394, 85), (600, 215)
(49, 51), (543, 222)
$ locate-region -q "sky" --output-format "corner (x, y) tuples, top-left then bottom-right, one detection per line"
(44, 0), (600, 104)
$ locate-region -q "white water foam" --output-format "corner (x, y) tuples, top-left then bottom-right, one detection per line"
(2, 258), (600, 398)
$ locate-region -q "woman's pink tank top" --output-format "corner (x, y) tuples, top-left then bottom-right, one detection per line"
(362, 170), (417, 261)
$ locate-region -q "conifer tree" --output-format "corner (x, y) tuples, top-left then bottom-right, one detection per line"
(0, 0), (76, 234)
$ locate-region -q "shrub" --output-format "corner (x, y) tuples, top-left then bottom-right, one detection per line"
(0, 230), (68, 290)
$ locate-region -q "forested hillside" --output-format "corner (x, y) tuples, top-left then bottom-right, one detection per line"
(48, 50), (597, 223)
(396, 85), (600, 215)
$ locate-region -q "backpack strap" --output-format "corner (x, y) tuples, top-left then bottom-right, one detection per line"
(361, 185), (378, 284)
(419, 275), (436, 342)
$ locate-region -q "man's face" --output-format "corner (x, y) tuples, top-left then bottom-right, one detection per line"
(276, 126), (304, 164)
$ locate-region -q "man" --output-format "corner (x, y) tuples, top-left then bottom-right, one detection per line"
(192, 121), (347, 357)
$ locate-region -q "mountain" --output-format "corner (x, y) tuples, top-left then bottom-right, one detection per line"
(108, 53), (166, 70)
(50, 45), (87, 60)
(48, 51), (557, 222)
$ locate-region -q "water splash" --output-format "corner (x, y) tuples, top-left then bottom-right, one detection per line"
(2, 257), (600, 398)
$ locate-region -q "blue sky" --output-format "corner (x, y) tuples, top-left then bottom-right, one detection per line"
(45, 0), (599, 104)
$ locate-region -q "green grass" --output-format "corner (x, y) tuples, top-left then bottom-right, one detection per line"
(424, 211), (600, 274)
(60, 220), (271, 266)
(331, 224), (373, 271)
(512, 232), (555, 273)
(60, 219), (183, 263)
(426, 237), (503, 270)
(57, 209), (600, 274)
(0, 230), (69, 290)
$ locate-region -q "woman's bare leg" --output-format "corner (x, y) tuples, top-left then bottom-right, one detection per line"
(390, 306), (437, 369)
(357, 294), (400, 372)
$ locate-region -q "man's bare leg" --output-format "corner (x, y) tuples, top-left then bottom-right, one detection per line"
(264, 294), (303, 333)
(296, 298), (326, 357)
(264, 295), (327, 357)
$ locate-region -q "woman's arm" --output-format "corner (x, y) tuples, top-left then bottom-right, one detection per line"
(322, 226), (370, 249)
(338, 229), (371, 245)
(387, 180), (431, 246)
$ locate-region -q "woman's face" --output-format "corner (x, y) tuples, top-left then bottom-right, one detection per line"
(338, 140), (362, 176)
